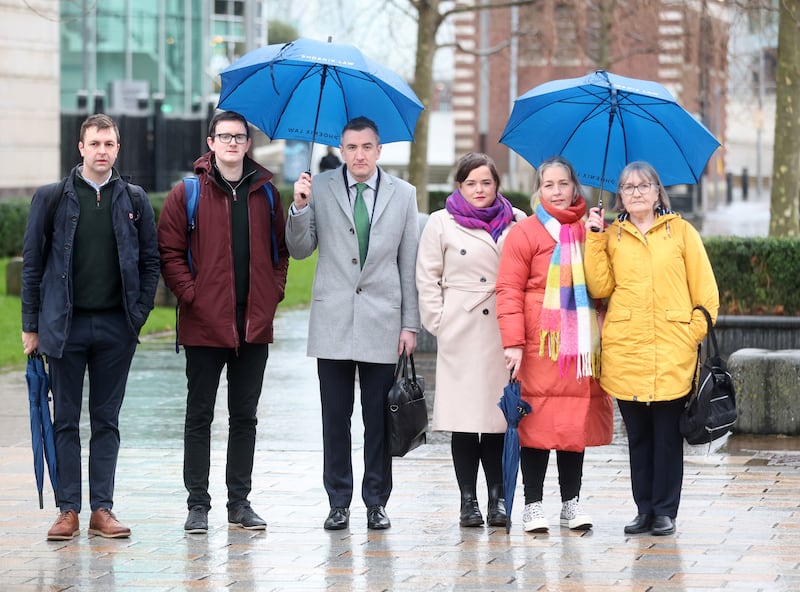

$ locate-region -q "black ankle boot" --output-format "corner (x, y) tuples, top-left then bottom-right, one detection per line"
(487, 484), (507, 527)
(459, 491), (484, 527)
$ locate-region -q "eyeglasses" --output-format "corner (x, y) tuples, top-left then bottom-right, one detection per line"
(620, 182), (656, 196)
(213, 133), (248, 144)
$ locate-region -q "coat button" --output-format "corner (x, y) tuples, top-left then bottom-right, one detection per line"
(482, 309), (489, 315)
(352, 258), (358, 265)
(350, 228), (355, 234)
(356, 287), (362, 294)
(460, 249), (466, 255)
(480, 277), (487, 282)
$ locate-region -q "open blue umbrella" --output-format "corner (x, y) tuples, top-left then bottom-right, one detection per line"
(26, 353), (58, 508)
(217, 37), (424, 170)
(497, 374), (531, 533)
(500, 70), (720, 209)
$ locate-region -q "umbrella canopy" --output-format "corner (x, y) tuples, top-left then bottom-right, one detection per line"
(500, 70), (721, 204)
(26, 354), (58, 509)
(497, 375), (532, 533)
(217, 37), (424, 168)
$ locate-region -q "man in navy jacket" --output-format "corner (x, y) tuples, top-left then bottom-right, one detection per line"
(22, 113), (160, 541)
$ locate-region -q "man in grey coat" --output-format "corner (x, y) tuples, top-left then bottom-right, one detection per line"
(287, 117), (420, 531)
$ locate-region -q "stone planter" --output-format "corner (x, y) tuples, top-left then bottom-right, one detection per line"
(728, 348), (800, 435)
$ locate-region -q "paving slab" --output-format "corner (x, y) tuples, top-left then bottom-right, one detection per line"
(0, 309), (798, 591)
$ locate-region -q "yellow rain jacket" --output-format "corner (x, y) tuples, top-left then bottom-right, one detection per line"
(584, 212), (719, 403)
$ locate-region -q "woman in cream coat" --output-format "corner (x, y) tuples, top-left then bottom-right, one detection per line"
(416, 153), (526, 528)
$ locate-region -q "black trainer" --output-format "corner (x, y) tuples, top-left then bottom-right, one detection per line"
(184, 506), (208, 534)
(228, 505), (267, 530)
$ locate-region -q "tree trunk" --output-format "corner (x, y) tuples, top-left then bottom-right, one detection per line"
(769, 0), (800, 237)
(409, 1), (439, 213)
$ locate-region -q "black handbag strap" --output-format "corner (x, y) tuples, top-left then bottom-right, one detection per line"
(393, 351), (418, 384)
(689, 305), (718, 400)
(693, 305), (719, 358)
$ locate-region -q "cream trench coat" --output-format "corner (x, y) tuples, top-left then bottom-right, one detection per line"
(416, 207), (526, 433)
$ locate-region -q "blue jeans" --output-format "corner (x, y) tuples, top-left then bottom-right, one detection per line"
(48, 310), (137, 513)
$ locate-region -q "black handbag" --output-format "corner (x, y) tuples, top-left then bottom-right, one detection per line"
(387, 352), (428, 457)
(680, 306), (738, 445)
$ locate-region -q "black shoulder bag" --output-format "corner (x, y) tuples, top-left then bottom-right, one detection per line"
(679, 305), (738, 445)
(386, 352), (428, 457)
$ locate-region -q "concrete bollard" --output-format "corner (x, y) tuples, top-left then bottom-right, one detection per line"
(728, 348), (800, 435)
(154, 275), (177, 308)
(5, 257), (22, 296)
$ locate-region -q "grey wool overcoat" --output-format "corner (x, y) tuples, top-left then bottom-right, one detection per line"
(285, 166), (420, 364)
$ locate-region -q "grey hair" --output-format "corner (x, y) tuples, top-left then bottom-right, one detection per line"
(614, 161), (671, 213)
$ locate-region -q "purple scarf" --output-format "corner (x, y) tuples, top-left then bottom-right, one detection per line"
(445, 190), (515, 242)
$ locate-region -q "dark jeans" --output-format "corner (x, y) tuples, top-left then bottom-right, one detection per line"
(521, 447), (585, 504)
(183, 342), (268, 510)
(317, 359), (395, 508)
(451, 432), (504, 495)
(617, 396), (688, 518)
(48, 310), (137, 513)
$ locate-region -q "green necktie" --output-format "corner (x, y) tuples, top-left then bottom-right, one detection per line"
(353, 182), (370, 268)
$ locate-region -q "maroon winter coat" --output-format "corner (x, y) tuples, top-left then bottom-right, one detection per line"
(158, 152), (289, 347)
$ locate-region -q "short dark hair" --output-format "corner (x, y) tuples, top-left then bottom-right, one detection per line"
(80, 113), (119, 144)
(454, 152), (501, 192)
(208, 111), (250, 139)
(341, 116), (379, 142)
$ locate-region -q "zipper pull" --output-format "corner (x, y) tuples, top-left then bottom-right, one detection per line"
(232, 188), (237, 201)
(96, 190), (101, 207)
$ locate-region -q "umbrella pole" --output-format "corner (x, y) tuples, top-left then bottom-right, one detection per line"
(306, 65), (329, 174)
(590, 86), (617, 232)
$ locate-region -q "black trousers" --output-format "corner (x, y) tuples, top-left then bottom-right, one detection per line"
(317, 358), (395, 508)
(48, 310), (137, 513)
(451, 432), (504, 496)
(617, 396), (688, 519)
(520, 447), (585, 504)
(183, 342), (268, 511)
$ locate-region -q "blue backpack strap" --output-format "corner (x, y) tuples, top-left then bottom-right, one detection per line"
(183, 177), (200, 276)
(262, 183), (280, 266)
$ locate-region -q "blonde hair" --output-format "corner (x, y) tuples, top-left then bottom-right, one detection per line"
(531, 156), (581, 210)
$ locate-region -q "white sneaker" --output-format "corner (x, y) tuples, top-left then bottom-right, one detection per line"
(560, 496), (592, 530)
(522, 501), (549, 533)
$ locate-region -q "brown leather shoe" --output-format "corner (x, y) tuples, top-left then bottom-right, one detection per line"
(47, 510), (80, 541)
(88, 508), (131, 538)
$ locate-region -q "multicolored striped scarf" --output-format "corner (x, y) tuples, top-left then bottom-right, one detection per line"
(445, 190), (515, 242)
(536, 198), (601, 379)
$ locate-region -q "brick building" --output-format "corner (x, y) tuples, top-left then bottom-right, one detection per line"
(450, 0), (729, 192)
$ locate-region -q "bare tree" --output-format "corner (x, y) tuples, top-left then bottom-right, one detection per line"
(769, 0), (800, 236)
(406, 0), (536, 211)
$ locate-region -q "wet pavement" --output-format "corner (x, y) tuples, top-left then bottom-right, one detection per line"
(1, 307), (799, 591)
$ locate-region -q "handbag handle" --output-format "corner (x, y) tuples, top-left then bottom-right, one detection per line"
(689, 305), (718, 399)
(693, 305), (719, 358)
(393, 351), (419, 385)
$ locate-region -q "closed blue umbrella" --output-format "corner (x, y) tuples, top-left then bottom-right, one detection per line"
(26, 354), (58, 508)
(497, 375), (531, 533)
(218, 37), (424, 170)
(500, 70), (720, 209)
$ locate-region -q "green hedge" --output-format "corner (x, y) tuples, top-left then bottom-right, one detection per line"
(704, 237), (800, 315)
(3, 196), (799, 315)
